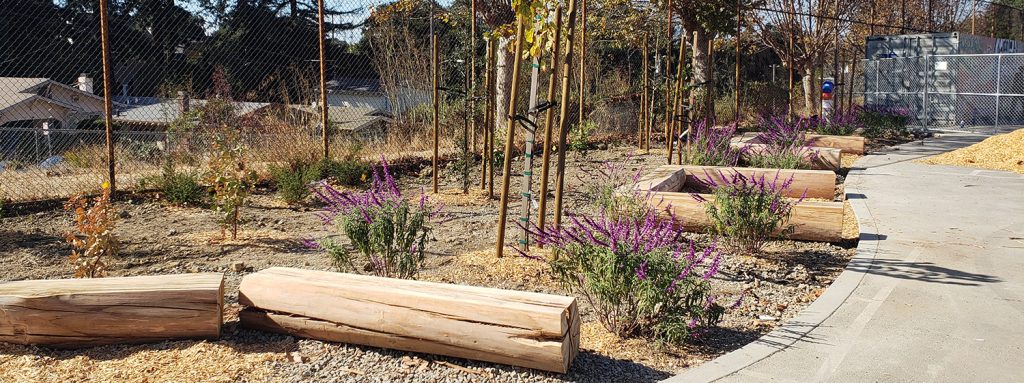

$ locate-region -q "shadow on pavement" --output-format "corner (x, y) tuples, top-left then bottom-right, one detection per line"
(847, 257), (1001, 286)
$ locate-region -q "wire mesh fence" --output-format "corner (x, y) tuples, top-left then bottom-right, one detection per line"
(862, 52), (1024, 130)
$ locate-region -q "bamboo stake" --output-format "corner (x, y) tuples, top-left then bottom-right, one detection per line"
(538, 6), (564, 233)
(579, 0), (588, 129)
(705, 37), (715, 123)
(318, 0), (330, 160)
(674, 30), (688, 164)
(788, 0), (795, 120)
(664, 0), (673, 164)
(495, 18), (527, 258)
(688, 30), (698, 128)
(432, 34), (440, 194)
(641, 33), (649, 152)
(734, 0), (742, 123)
(482, 38), (493, 191)
(99, 0), (115, 196)
(554, 0), (580, 229)
(487, 38), (497, 198)
(471, 0), (478, 157)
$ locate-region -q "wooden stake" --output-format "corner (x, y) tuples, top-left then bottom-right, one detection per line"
(664, 0), (673, 164)
(579, 0), (587, 128)
(495, 19), (527, 258)
(972, 0), (977, 35)
(471, 0), (478, 158)
(538, 6), (564, 233)
(848, 53), (857, 113)
(554, 0), (580, 229)
(487, 39), (497, 198)
(481, 38), (493, 191)
(432, 34), (440, 194)
(705, 38), (715, 123)
(318, 0), (330, 160)
(99, 0), (115, 196)
(674, 30), (688, 164)
(788, 0), (795, 120)
(734, 0), (742, 123)
(641, 33), (649, 151)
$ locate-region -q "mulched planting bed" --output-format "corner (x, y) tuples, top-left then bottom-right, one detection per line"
(0, 146), (856, 382)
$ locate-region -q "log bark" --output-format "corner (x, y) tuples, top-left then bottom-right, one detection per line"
(238, 267), (579, 373)
(0, 273), (224, 347)
(648, 192), (844, 242)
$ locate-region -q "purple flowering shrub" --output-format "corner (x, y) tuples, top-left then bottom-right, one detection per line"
(810, 109), (862, 136)
(524, 210), (726, 344)
(747, 116), (820, 169)
(680, 120), (744, 167)
(693, 170), (805, 254)
(309, 159), (442, 279)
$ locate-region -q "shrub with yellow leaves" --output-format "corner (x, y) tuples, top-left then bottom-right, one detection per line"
(64, 181), (119, 278)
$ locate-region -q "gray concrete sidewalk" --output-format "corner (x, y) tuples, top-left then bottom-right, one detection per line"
(668, 133), (1024, 383)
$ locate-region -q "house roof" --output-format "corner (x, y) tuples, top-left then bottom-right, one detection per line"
(326, 78), (383, 93)
(114, 99), (271, 125)
(290, 105), (391, 132)
(0, 77), (113, 116)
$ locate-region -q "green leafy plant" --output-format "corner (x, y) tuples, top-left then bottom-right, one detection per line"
(680, 121), (744, 166)
(310, 159), (443, 279)
(207, 136), (256, 240)
(859, 105), (911, 139)
(321, 157), (371, 187)
(146, 163), (207, 206)
(577, 154), (651, 221)
(64, 182), (119, 278)
(693, 170), (805, 254)
(270, 161), (324, 204)
(524, 210), (727, 344)
(568, 119), (597, 152)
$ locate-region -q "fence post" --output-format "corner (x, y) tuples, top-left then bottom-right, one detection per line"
(99, 0), (116, 196)
(318, 0), (330, 160)
(995, 54), (1002, 129)
(922, 55), (929, 131)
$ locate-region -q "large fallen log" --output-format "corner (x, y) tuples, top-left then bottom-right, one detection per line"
(648, 192), (843, 242)
(0, 273), (224, 347)
(675, 165), (837, 200)
(238, 267), (579, 373)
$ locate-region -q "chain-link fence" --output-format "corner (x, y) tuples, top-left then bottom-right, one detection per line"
(863, 52), (1024, 131)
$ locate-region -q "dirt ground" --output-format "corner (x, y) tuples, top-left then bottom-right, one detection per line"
(0, 146), (858, 382)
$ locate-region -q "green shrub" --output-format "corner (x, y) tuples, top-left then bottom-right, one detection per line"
(321, 157), (370, 186)
(568, 120), (597, 152)
(160, 168), (207, 206)
(579, 154), (651, 221)
(270, 162), (323, 204)
(695, 171), (803, 254)
(859, 106), (911, 139)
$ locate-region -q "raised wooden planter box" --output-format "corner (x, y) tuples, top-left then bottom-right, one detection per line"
(736, 132), (865, 154)
(634, 165), (843, 242)
(0, 273), (224, 347)
(238, 267), (580, 373)
(635, 165), (837, 200)
(734, 143), (841, 170)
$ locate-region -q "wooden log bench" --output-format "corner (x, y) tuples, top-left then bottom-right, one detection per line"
(0, 273), (224, 347)
(238, 267), (580, 373)
(634, 165), (837, 200)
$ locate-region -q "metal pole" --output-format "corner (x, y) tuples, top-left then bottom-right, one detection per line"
(995, 54), (1002, 129)
(519, 27), (542, 250)
(318, 0), (330, 160)
(848, 54), (858, 112)
(538, 5), (563, 233)
(554, 0), (580, 229)
(99, 0), (116, 196)
(432, 34), (440, 194)
(487, 38), (497, 197)
(495, 18), (527, 258)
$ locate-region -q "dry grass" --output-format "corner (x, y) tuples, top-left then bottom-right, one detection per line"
(422, 248), (559, 293)
(920, 129), (1024, 174)
(0, 340), (291, 383)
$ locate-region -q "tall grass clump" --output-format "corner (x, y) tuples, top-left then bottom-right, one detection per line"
(680, 120), (744, 166)
(693, 170), (805, 254)
(309, 158), (443, 279)
(746, 116), (820, 169)
(577, 153), (652, 221)
(523, 209), (727, 344)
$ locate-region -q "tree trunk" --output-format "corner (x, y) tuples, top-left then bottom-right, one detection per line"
(802, 66), (816, 117)
(688, 26), (713, 119)
(494, 36), (515, 139)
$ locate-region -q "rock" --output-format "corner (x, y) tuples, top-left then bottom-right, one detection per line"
(290, 352), (305, 363)
(757, 314), (778, 321)
(230, 262), (245, 272)
(118, 211), (131, 219)
(168, 229), (177, 236)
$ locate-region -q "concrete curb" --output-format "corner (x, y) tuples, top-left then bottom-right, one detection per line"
(661, 157), (883, 383)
